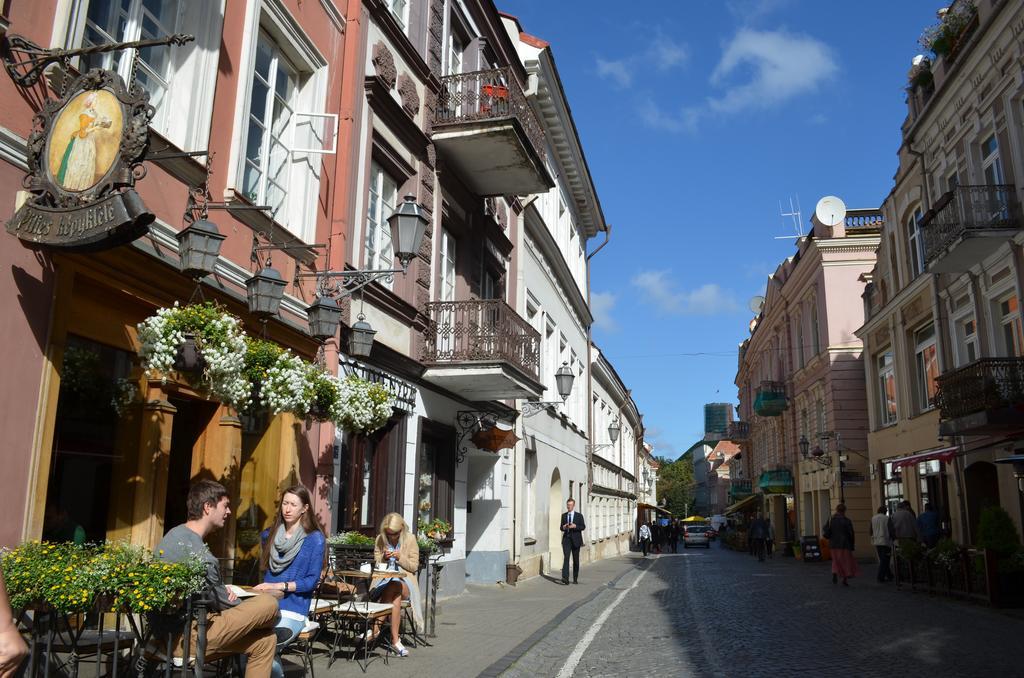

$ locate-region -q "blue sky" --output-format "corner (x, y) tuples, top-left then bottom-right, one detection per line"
(502, 0), (944, 458)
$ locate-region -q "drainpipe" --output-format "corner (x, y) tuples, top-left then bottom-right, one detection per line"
(584, 225), (611, 560)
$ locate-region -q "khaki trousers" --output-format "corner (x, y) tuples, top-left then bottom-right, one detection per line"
(200, 594), (279, 678)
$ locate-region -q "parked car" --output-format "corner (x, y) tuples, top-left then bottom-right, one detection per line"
(683, 525), (711, 549)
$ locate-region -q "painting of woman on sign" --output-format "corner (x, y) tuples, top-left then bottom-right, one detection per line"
(47, 89), (123, 192)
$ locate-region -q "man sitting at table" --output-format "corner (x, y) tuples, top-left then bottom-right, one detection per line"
(156, 480), (279, 678)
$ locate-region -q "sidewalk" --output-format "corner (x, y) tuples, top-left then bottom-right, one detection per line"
(304, 555), (642, 678)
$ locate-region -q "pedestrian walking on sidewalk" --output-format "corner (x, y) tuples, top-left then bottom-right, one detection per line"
(824, 503), (860, 586)
(765, 519), (775, 559)
(870, 505), (895, 583)
(748, 515), (768, 562)
(560, 498), (586, 584)
(638, 522), (652, 557)
(670, 520), (680, 553)
(917, 503), (941, 548)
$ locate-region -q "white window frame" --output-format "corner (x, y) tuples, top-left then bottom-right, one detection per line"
(877, 350), (897, 426)
(439, 228), (456, 302)
(913, 323), (938, 411)
(981, 133), (1004, 186)
(63, 0), (223, 152)
(996, 292), (1023, 357)
(386, 0), (409, 33)
(952, 311), (978, 367)
(228, 0), (329, 244)
(364, 161), (399, 285)
(906, 207), (924, 279)
(810, 298), (821, 355)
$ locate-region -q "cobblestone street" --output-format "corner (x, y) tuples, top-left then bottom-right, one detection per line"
(322, 548), (1024, 678)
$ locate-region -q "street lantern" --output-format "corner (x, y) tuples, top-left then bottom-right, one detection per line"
(608, 417), (621, 443)
(246, 266), (287, 317)
(348, 315), (377, 357)
(387, 194), (428, 269)
(176, 219), (225, 278)
(995, 454), (1024, 493)
(306, 296), (341, 341)
(799, 434), (809, 459)
(555, 361), (575, 400)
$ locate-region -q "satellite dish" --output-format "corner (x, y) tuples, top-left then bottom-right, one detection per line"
(814, 196), (846, 228)
(748, 296), (765, 314)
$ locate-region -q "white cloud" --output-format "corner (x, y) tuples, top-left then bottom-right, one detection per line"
(638, 99), (700, 134)
(651, 36), (689, 70)
(590, 291), (618, 331)
(708, 28), (838, 113)
(596, 58), (632, 88)
(631, 271), (739, 315)
(726, 0), (794, 23)
(595, 33), (688, 88)
(809, 113), (828, 125)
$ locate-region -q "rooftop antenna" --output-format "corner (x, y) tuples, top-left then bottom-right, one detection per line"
(775, 195), (806, 240)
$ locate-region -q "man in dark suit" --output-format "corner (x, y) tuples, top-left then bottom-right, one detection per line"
(560, 498), (586, 584)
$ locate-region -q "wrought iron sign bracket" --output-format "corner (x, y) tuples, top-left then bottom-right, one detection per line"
(3, 33), (195, 89)
(455, 410), (503, 465)
(520, 400), (565, 418)
(294, 264), (411, 300)
(584, 443), (614, 452)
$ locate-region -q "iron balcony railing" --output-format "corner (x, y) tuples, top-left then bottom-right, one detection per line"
(422, 299), (540, 379)
(754, 380), (787, 416)
(921, 184), (1022, 265)
(934, 357), (1024, 420)
(727, 420), (750, 441)
(433, 66), (547, 164)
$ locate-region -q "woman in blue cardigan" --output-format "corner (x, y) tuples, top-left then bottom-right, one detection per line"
(254, 485), (326, 676)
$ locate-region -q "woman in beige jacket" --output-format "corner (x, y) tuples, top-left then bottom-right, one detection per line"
(369, 513), (422, 656)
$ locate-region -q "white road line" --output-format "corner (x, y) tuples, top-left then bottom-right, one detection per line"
(555, 564), (651, 678)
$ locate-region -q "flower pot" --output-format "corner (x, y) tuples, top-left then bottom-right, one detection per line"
(173, 334), (206, 374)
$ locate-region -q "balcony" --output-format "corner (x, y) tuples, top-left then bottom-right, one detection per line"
(727, 421), (750, 442)
(753, 381), (787, 417)
(921, 185), (1022, 273)
(935, 358), (1024, 436)
(432, 67), (554, 197)
(420, 299), (544, 401)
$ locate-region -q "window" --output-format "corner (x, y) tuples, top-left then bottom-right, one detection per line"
(65, 0), (222, 151)
(906, 207), (924, 279)
(243, 32), (299, 218)
(810, 300), (821, 355)
(998, 294), (1023, 356)
(796, 313), (805, 369)
(981, 134), (1004, 186)
(955, 316), (978, 366)
(882, 462), (904, 517)
(439, 229), (456, 302)
(877, 350), (897, 425)
(386, 0), (408, 32)
(913, 324), (939, 410)
(446, 30), (464, 77)
(417, 423), (455, 529)
(365, 161), (398, 280)
(524, 449), (537, 538)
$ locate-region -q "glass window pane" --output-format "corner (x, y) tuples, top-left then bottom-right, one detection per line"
(255, 39), (273, 80)
(245, 118), (265, 165)
(271, 96), (292, 139)
(267, 140), (289, 184)
(242, 161), (262, 203)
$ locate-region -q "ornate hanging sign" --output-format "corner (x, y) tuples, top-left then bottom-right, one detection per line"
(6, 68), (156, 250)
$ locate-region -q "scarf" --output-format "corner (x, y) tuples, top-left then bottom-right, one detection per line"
(269, 523), (306, 575)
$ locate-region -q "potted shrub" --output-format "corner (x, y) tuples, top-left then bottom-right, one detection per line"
(137, 301), (250, 409)
(976, 506), (1024, 606)
(918, 2), (977, 58)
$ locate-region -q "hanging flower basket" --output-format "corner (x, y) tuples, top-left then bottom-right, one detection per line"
(137, 302), (250, 409)
(332, 375), (395, 434)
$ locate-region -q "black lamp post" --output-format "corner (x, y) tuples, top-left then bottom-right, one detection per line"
(306, 296), (342, 341)
(176, 219), (226, 278)
(246, 266), (287, 317)
(387, 194), (428, 269)
(348, 314), (377, 357)
(799, 434), (809, 459)
(608, 417), (621, 443)
(555, 361), (575, 401)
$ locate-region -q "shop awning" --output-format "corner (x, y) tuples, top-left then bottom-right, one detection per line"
(890, 446), (958, 469)
(724, 494), (760, 515)
(758, 468), (794, 495)
(637, 502), (672, 516)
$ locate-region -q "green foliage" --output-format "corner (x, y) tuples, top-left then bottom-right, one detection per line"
(655, 455), (695, 517)
(918, 1), (976, 56)
(976, 506), (1021, 559)
(927, 537), (963, 569)
(417, 518), (452, 540)
(1, 541), (205, 613)
(242, 338), (283, 386)
(327, 531), (375, 547)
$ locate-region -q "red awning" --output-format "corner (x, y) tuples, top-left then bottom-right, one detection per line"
(890, 446), (958, 469)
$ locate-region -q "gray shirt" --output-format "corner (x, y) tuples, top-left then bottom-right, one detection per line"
(156, 524), (236, 611)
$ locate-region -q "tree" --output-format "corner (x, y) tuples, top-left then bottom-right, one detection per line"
(655, 456), (695, 517)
